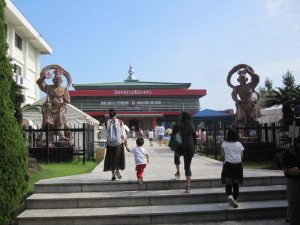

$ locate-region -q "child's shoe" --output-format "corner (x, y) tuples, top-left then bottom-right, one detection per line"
(228, 195), (238, 208)
(175, 172), (180, 180)
(116, 171), (122, 179)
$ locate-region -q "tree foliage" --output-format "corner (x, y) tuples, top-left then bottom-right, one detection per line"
(0, 1), (28, 225)
(258, 77), (274, 108)
(263, 70), (300, 130)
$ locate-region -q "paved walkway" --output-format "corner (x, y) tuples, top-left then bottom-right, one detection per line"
(40, 138), (284, 185)
(90, 138), (284, 182)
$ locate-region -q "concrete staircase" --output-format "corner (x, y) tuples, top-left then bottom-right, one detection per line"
(17, 176), (287, 225)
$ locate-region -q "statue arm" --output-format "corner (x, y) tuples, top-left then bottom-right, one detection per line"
(231, 87), (239, 103)
(36, 71), (52, 93)
(36, 73), (47, 93)
(63, 88), (71, 104)
(246, 67), (259, 88)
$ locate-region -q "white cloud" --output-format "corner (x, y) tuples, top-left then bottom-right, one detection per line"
(265, 0), (293, 17)
(265, 0), (300, 33)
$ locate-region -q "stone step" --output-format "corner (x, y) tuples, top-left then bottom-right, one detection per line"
(34, 176), (286, 193)
(27, 185), (286, 209)
(17, 200), (287, 225)
(155, 218), (287, 225)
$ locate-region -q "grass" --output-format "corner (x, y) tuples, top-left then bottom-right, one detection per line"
(27, 160), (97, 195)
(202, 154), (273, 169)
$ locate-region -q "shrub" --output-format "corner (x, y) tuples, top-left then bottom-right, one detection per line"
(0, 1), (28, 224)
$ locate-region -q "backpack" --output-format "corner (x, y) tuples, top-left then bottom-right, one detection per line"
(106, 119), (122, 147)
(169, 132), (182, 150)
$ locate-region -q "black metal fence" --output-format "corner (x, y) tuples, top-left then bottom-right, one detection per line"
(23, 123), (95, 164)
(201, 122), (290, 163)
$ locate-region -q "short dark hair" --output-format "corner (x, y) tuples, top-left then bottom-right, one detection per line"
(226, 128), (239, 142)
(108, 108), (117, 118)
(136, 138), (144, 146)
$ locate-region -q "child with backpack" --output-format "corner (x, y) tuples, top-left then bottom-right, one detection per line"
(103, 108), (127, 181)
(125, 138), (149, 185)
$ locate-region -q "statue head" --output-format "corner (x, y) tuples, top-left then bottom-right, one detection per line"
(52, 67), (63, 86)
(237, 69), (248, 85)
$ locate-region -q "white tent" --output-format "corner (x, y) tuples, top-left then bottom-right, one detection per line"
(259, 107), (282, 124)
(23, 97), (99, 128)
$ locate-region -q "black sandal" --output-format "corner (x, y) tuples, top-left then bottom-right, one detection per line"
(175, 172), (180, 179)
(111, 176), (116, 181)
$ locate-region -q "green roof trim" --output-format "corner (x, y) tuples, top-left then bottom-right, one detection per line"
(73, 81), (191, 90)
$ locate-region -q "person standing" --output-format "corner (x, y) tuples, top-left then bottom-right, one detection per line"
(200, 128), (206, 150)
(148, 129), (154, 147)
(125, 138), (149, 185)
(171, 111), (196, 193)
(195, 128), (201, 151)
(132, 129), (136, 140)
(221, 128), (244, 208)
(156, 123), (165, 146)
(282, 137), (300, 225)
(103, 108), (127, 181)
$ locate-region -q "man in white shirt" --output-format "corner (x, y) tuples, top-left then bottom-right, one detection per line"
(155, 123), (165, 146)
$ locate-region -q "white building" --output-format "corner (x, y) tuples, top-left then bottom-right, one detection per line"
(4, 0), (52, 105)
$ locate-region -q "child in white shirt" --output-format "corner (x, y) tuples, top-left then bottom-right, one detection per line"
(148, 129), (154, 147)
(125, 138), (149, 184)
(221, 128), (244, 208)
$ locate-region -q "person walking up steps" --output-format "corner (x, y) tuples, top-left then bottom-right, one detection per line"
(103, 108), (127, 181)
(221, 128), (244, 208)
(170, 111), (196, 193)
(125, 138), (149, 185)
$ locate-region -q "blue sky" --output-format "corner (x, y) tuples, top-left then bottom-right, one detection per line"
(11, 0), (300, 111)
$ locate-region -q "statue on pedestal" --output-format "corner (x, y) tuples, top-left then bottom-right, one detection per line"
(36, 65), (72, 146)
(227, 64), (260, 129)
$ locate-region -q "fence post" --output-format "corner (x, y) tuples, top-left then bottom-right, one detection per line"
(271, 123), (277, 158)
(90, 124), (94, 159)
(46, 124), (49, 164)
(256, 122), (261, 143)
(213, 122), (217, 159)
(264, 123), (269, 142)
(82, 123), (86, 165)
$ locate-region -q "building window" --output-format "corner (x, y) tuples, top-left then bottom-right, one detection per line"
(14, 64), (22, 75)
(15, 33), (22, 50)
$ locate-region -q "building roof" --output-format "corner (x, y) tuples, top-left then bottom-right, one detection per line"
(73, 80), (191, 90)
(4, 0), (52, 54)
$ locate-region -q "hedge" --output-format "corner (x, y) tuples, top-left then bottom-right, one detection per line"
(0, 1), (28, 225)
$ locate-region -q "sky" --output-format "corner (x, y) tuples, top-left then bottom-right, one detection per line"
(10, 0), (300, 111)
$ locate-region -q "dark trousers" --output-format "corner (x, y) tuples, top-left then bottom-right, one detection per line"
(225, 184), (239, 200)
(287, 179), (300, 225)
(174, 154), (193, 176)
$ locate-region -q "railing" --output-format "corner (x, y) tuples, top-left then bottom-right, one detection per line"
(23, 123), (94, 164)
(201, 123), (290, 164)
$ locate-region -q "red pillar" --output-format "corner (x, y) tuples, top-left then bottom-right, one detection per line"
(152, 117), (157, 129)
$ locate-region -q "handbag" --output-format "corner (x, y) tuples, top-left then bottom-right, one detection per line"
(169, 132), (182, 150)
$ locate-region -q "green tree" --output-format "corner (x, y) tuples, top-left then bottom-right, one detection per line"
(282, 69), (296, 89)
(264, 70), (299, 130)
(258, 77), (274, 108)
(0, 1), (28, 224)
